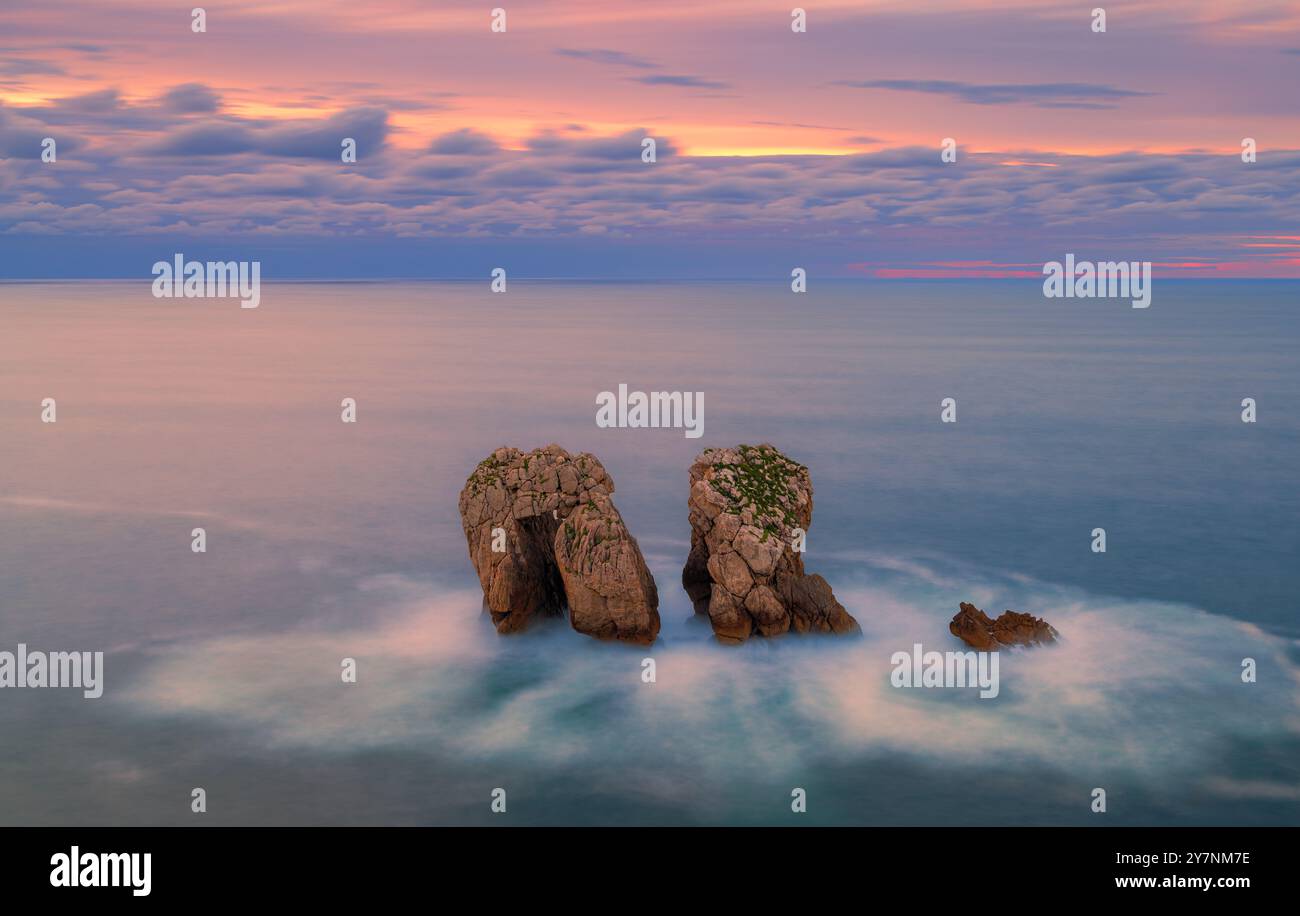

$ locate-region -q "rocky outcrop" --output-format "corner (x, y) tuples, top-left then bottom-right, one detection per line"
(682, 444), (859, 643)
(459, 445), (660, 644)
(554, 493), (661, 643)
(949, 602), (1058, 649)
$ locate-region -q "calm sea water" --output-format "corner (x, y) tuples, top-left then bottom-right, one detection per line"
(1, 279), (1297, 825)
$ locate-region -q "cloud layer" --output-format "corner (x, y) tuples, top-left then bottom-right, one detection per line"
(2, 0), (1299, 275)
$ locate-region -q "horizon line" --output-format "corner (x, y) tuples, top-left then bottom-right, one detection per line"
(3, 276), (1299, 284)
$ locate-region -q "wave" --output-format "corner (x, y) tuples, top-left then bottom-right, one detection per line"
(114, 554), (1300, 815)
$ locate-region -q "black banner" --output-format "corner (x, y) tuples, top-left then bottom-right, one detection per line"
(1, 827), (1287, 901)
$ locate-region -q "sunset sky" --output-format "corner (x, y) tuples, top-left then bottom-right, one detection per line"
(1, 0), (1298, 277)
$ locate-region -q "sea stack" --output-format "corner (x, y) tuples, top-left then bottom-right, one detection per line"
(458, 445), (660, 644)
(949, 602), (1058, 649)
(682, 444), (859, 643)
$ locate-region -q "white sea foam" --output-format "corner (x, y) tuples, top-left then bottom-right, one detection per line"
(117, 557), (1300, 806)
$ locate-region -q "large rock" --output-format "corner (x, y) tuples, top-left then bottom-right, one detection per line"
(459, 445), (660, 644)
(554, 494), (661, 643)
(682, 444), (859, 643)
(949, 602), (1058, 649)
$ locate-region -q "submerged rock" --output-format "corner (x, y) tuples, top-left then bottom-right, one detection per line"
(682, 444), (859, 643)
(458, 445), (660, 644)
(949, 602), (1058, 649)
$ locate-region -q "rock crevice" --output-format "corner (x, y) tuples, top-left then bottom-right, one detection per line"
(458, 445), (660, 644)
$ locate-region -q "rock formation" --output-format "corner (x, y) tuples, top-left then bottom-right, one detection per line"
(949, 602), (1058, 649)
(458, 445), (660, 644)
(682, 444), (859, 643)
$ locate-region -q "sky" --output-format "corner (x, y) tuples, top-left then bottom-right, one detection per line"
(0, 0), (1298, 278)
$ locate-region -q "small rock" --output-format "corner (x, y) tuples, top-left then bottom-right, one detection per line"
(949, 601), (1058, 649)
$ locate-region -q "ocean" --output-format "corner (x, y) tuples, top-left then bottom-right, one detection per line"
(1, 278), (1297, 825)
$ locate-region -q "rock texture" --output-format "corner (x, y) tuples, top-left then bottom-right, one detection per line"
(459, 445), (660, 644)
(682, 444), (859, 643)
(949, 602), (1058, 649)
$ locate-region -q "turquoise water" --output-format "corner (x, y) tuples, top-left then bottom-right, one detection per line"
(1, 279), (1297, 825)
